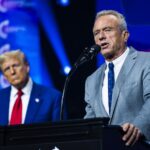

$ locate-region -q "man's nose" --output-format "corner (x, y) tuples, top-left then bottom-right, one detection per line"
(10, 67), (15, 74)
(98, 32), (106, 41)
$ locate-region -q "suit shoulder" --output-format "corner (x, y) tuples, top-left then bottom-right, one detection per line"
(86, 64), (105, 81)
(0, 86), (11, 95)
(137, 51), (150, 57)
(136, 51), (150, 64)
(33, 83), (61, 96)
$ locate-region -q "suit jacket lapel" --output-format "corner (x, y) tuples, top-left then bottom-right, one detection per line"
(0, 87), (10, 125)
(25, 83), (41, 124)
(110, 47), (137, 121)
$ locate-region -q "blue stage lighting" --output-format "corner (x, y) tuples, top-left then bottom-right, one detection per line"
(64, 66), (71, 75)
(36, 0), (71, 76)
(57, 0), (70, 6)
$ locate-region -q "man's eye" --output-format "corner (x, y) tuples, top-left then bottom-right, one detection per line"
(3, 67), (9, 72)
(13, 64), (20, 68)
(105, 28), (112, 32)
(94, 32), (99, 36)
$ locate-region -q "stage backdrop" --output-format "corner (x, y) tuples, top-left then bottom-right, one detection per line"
(0, 0), (150, 119)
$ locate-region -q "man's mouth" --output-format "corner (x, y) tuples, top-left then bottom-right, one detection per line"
(12, 77), (19, 81)
(101, 43), (109, 49)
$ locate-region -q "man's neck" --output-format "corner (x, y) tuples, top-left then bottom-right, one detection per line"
(106, 46), (127, 62)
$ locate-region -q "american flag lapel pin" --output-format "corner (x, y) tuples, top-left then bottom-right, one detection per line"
(35, 98), (40, 103)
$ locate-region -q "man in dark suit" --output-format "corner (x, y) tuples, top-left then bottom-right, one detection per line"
(0, 50), (62, 125)
(84, 10), (150, 145)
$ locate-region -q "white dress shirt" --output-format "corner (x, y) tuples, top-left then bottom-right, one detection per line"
(102, 47), (129, 114)
(9, 78), (33, 124)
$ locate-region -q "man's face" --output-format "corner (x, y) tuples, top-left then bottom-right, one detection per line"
(93, 15), (129, 61)
(1, 57), (29, 89)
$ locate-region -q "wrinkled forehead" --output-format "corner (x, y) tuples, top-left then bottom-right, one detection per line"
(93, 15), (120, 31)
(3, 57), (23, 67)
(94, 14), (119, 26)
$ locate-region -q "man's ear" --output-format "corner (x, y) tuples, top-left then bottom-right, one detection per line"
(27, 65), (30, 73)
(122, 30), (130, 43)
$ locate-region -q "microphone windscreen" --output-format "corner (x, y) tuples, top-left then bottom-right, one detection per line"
(89, 44), (101, 54)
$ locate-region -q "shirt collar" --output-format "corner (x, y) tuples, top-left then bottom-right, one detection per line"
(106, 47), (129, 66)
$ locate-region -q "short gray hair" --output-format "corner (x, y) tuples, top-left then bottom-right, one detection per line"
(95, 10), (127, 31)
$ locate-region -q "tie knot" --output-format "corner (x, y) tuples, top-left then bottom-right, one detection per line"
(108, 62), (114, 70)
(17, 89), (23, 97)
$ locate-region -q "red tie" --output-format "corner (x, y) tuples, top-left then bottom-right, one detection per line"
(10, 90), (23, 125)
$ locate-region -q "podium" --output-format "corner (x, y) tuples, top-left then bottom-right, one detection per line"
(0, 118), (149, 150)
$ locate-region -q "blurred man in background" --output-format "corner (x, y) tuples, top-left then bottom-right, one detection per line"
(0, 50), (62, 125)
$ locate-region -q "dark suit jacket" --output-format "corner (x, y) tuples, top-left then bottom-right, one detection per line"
(0, 82), (62, 125)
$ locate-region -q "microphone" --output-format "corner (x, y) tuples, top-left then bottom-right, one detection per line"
(60, 44), (101, 120)
(74, 44), (101, 67)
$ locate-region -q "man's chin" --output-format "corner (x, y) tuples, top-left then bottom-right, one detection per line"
(101, 49), (111, 56)
(101, 51), (114, 60)
(11, 82), (21, 89)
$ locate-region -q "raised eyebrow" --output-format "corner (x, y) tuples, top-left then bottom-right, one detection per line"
(93, 26), (112, 33)
(3, 66), (10, 72)
(93, 29), (100, 35)
(13, 63), (20, 66)
(103, 26), (113, 30)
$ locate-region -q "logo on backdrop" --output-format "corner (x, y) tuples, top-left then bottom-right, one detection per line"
(0, 44), (10, 89)
(52, 146), (60, 150)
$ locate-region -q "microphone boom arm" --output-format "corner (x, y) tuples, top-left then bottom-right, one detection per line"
(60, 44), (101, 120)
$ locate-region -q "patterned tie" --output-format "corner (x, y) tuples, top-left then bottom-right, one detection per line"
(108, 63), (115, 113)
(10, 89), (23, 125)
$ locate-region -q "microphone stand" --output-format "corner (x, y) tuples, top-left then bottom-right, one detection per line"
(60, 48), (89, 120)
(60, 45), (100, 120)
